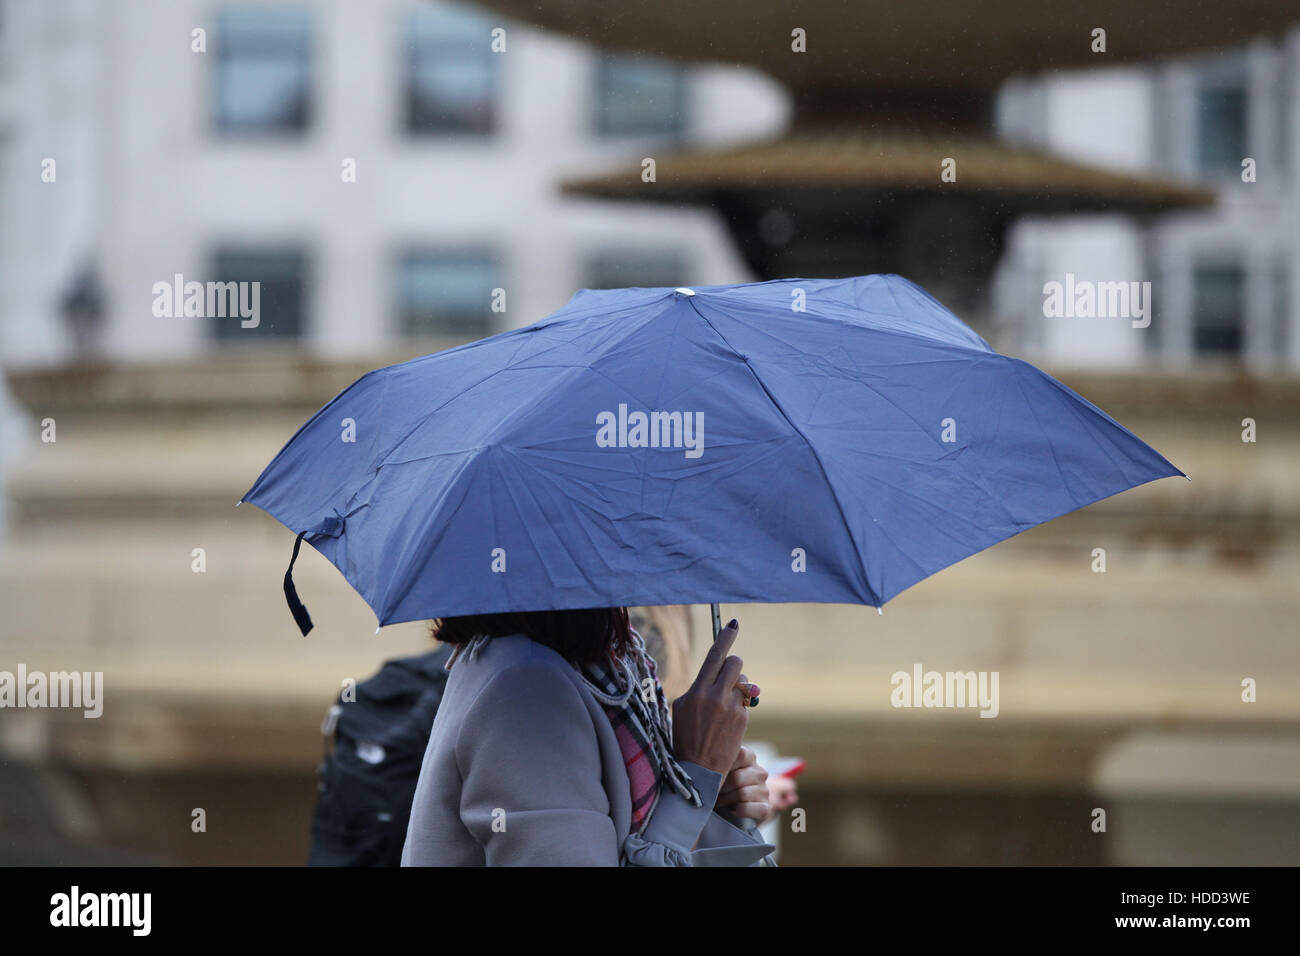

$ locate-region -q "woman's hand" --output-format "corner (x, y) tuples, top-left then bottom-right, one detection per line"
(716, 745), (771, 822)
(671, 619), (749, 775)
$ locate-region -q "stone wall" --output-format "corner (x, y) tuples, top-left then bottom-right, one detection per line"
(2, 356), (1297, 863)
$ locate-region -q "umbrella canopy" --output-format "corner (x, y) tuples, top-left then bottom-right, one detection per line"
(243, 274), (1182, 632)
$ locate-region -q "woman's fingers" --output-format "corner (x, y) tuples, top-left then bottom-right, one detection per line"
(715, 653), (746, 694)
(720, 782), (769, 805)
(694, 619), (739, 688)
(723, 761), (767, 786)
(730, 746), (756, 771)
(672, 619), (752, 773)
(720, 766), (767, 797)
(728, 801), (773, 823)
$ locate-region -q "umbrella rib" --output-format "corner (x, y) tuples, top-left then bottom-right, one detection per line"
(877, 274), (993, 353)
(709, 278), (993, 356)
(1008, 361), (1079, 503)
(685, 298), (882, 608)
(473, 303), (680, 452)
(371, 308), (674, 487)
(731, 317), (1029, 548)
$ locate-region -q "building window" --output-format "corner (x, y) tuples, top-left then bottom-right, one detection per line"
(210, 248), (308, 340)
(593, 54), (686, 138)
(404, 6), (498, 136)
(397, 250), (500, 337)
(214, 8), (313, 135)
(1191, 263), (1244, 356)
(1194, 81), (1247, 177)
(586, 249), (687, 289)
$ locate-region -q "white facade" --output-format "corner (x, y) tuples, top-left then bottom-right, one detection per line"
(0, 0), (788, 367)
(5, 3), (1294, 372)
(996, 30), (1300, 373)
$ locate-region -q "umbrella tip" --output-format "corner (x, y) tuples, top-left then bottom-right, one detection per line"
(234, 500), (242, 507)
(674, 287), (696, 297)
(375, 626), (381, 634)
(877, 606), (883, 615)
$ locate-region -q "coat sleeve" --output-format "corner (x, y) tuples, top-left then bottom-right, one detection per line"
(623, 762), (777, 867)
(454, 660), (621, 866)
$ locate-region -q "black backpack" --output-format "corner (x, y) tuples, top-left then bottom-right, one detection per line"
(307, 645), (452, 866)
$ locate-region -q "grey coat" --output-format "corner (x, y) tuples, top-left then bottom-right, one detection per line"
(401, 634), (776, 866)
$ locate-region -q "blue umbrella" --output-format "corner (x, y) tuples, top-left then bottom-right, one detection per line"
(243, 274), (1183, 634)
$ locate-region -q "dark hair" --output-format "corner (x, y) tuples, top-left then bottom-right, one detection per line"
(431, 608), (631, 665)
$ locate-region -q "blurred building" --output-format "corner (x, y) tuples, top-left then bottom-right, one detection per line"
(1, 0), (1298, 866)
(0, 0), (781, 371)
(996, 31), (1300, 372)
(0, 0), (778, 864)
(488, 0), (1300, 334)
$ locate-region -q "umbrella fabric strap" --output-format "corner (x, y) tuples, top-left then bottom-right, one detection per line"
(282, 515), (346, 636)
(284, 531), (314, 636)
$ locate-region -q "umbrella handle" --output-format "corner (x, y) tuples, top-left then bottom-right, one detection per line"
(710, 603), (721, 640)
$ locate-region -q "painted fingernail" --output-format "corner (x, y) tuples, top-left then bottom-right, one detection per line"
(727, 619), (738, 630)
(749, 696), (759, 707)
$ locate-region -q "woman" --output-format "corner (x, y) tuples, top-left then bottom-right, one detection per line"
(401, 608), (775, 866)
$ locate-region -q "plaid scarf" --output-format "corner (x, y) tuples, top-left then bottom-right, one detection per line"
(575, 627), (704, 832)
